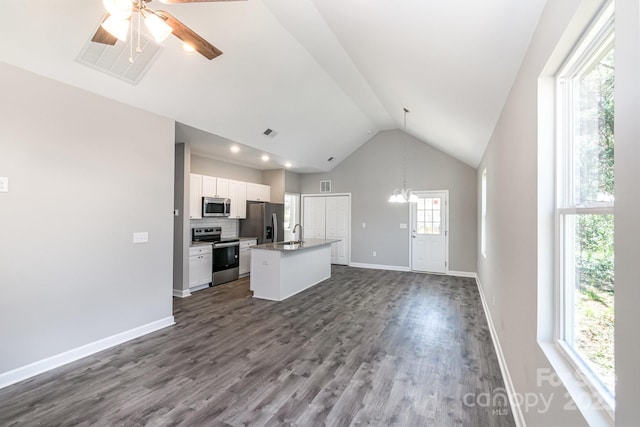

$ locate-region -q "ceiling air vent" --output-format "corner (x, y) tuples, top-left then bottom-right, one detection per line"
(263, 128), (277, 138)
(320, 180), (331, 193)
(76, 24), (162, 85)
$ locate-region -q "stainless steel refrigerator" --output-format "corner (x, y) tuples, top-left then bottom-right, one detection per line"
(239, 201), (284, 244)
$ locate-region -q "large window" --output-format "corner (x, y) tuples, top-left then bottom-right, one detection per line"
(556, 4), (614, 406)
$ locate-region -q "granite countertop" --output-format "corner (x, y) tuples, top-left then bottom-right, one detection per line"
(251, 238), (340, 252)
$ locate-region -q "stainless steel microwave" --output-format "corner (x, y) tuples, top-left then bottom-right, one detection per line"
(202, 197), (231, 217)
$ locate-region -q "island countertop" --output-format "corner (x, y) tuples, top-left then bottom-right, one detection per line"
(251, 238), (340, 252)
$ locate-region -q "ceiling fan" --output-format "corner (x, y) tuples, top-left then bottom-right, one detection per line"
(92, 0), (245, 61)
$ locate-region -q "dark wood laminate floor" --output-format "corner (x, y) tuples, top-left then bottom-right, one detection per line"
(0, 266), (515, 426)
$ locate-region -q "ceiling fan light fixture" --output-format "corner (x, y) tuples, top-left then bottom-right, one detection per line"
(102, 0), (133, 19)
(142, 11), (173, 43)
(101, 15), (130, 42)
(182, 42), (196, 53)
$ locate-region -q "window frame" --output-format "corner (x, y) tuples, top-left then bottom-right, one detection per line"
(554, 2), (615, 415)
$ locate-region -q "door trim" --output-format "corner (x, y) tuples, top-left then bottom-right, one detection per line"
(409, 190), (449, 274)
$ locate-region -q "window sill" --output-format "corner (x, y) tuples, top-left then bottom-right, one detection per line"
(538, 340), (614, 426)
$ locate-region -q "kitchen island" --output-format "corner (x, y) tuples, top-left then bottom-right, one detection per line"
(250, 239), (340, 301)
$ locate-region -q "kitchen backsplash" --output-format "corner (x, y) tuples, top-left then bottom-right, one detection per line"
(190, 217), (239, 239)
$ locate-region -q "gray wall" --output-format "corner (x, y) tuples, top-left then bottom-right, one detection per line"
(476, 0), (640, 424)
(284, 170), (301, 194)
(191, 155), (262, 183)
(173, 143), (191, 293)
(0, 63), (175, 374)
(262, 169), (285, 203)
(300, 129), (477, 272)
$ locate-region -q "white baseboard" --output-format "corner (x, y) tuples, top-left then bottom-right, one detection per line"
(475, 275), (525, 427)
(0, 316), (175, 390)
(173, 288), (191, 298)
(349, 262), (410, 272)
(447, 270), (476, 278)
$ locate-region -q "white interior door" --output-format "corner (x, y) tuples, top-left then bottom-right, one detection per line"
(326, 196), (349, 265)
(411, 191), (447, 273)
(303, 197), (326, 239)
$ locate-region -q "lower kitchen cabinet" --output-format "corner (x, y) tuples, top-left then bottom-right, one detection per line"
(189, 244), (212, 290)
(239, 239), (257, 277)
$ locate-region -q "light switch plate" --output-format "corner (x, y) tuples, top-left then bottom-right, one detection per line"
(400, 223), (407, 229)
(133, 232), (149, 244)
(0, 177), (8, 193)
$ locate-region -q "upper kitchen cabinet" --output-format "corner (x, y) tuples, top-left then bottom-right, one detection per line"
(202, 176), (230, 199)
(246, 183), (271, 202)
(190, 173), (203, 219)
(216, 178), (230, 198)
(228, 180), (247, 219)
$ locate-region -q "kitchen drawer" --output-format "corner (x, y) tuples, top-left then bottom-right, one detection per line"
(240, 239), (257, 249)
(189, 244), (212, 256)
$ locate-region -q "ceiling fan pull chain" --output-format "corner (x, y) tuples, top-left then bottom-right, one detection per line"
(136, 10), (142, 53)
(129, 18), (134, 63)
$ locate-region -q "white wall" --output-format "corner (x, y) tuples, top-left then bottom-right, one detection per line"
(478, 0), (639, 424)
(0, 63), (175, 378)
(191, 154), (263, 183)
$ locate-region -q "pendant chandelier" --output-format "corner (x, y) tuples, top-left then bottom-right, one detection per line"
(388, 108), (418, 203)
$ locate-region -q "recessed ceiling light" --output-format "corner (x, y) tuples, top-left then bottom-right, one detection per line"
(261, 155), (270, 162)
(230, 145), (240, 153)
(284, 162), (292, 168)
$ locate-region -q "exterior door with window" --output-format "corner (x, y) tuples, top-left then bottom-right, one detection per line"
(411, 191), (447, 273)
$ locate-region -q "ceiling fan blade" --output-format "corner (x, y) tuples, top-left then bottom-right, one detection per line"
(91, 14), (118, 45)
(157, 10), (223, 60)
(156, 0), (246, 3)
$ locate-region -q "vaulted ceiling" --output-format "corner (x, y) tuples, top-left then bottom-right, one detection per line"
(1, 0), (547, 172)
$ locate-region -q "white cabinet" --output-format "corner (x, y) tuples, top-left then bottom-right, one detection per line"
(189, 173), (203, 219)
(189, 244), (212, 289)
(246, 183), (271, 202)
(202, 176), (230, 198)
(239, 238), (257, 276)
(202, 175), (217, 197)
(216, 178), (230, 198)
(229, 180), (247, 219)
(190, 173), (268, 218)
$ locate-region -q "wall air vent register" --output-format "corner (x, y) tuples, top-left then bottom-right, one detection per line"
(320, 180), (331, 193)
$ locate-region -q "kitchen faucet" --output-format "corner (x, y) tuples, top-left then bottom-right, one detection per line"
(292, 223), (303, 242)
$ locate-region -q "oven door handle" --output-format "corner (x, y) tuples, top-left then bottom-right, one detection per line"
(214, 242), (240, 249)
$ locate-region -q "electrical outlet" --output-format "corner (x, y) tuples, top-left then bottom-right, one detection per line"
(492, 296), (496, 306)
(373, 251), (377, 257)
(362, 222), (366, 228)
(173, 209), (179, 216)
(133, 232), (149, 244)
(0, 177), (8, 193)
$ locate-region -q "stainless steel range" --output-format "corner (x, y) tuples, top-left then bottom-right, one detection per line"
(192, 227), (240, 286)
